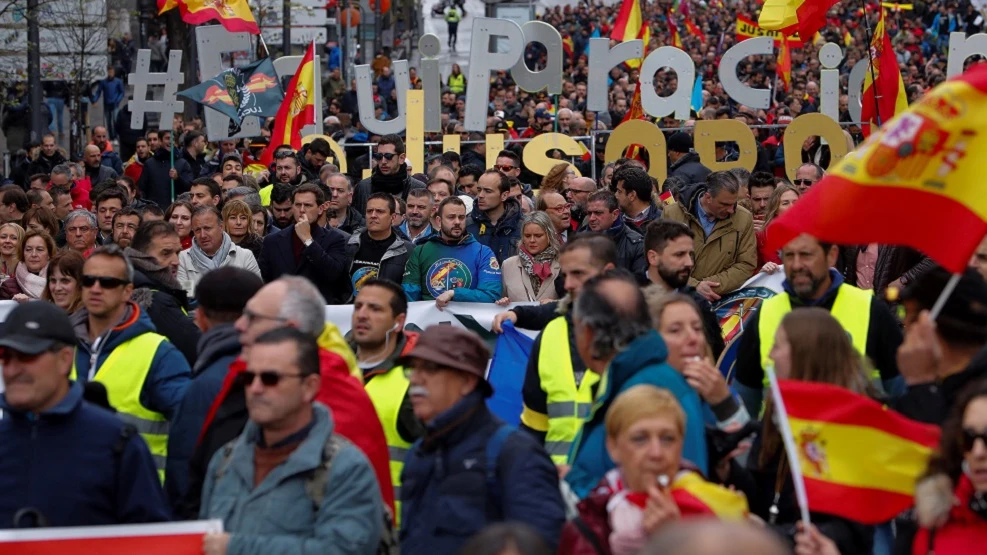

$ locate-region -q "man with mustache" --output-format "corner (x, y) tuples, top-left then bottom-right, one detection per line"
(733, 233), (903, 415)
(402, 197), (502, 308)
(643, 220), (724, 360)
(398, 325), (565, 554)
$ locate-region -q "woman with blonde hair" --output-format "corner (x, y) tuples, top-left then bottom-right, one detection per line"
(0, 222), (24, 283)
(558, 385), (748, 554)
(497, 211), (562, 304)
(540, 162), (574, 194)
(756, 183), (800, 272)
(222, 199), (263, 259)
(0, 229), (55, 301)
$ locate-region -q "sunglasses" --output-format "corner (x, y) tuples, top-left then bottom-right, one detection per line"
(236, 370), (306, 388)
(495, 165), (515, 173)
(793, 179), (814, 186)
(81, 275), (130, 289)
(963, 428), (987, 452)
(373, 152), (398, 161)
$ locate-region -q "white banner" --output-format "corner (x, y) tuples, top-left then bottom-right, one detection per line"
(325, 301), (539, 339)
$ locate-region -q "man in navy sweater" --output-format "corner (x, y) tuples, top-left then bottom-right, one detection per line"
(0, 302), (170, 527)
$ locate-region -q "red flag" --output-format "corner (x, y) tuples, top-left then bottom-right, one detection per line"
(777, 34), (792, 92)
(621, 82), (647, 160)
(667, 13), (684, 48)
(261, 42), (317, 167)
(860, 9), (908, 136)
(684, 18), (706, 43)
(766, 65), (987, 273)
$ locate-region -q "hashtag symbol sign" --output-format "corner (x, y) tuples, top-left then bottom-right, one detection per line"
(128, 49), (185, 130)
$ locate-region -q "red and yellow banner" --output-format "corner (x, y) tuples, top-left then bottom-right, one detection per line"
(758, 0), (837, 42)
(736, 15), (803, 47)
(262, 42), (317, 167)
(861, 9), (908, 136)
(767, 65), (987, 273)
(159, 0), (260, 35)
(777, 380), (940, 524)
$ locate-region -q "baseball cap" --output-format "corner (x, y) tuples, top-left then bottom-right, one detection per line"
(0, 302), (76, 355)
(535, 108), (554, 120)
(667, 131), (694, 154)
(399, 325), (493, 396)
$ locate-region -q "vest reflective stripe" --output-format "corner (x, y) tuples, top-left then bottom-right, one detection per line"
(759, 284), (876, 390)
(71, 333), (169, 482)
(538, 317), (600, 465)
(365, 364), (412, 526)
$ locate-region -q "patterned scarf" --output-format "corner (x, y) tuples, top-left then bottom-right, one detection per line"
(518, 246), (557, 294)
(15, 262), (47, 299)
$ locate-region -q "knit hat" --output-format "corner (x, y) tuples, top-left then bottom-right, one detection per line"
(667, 132), (693, 154)
(901, 266), (987, 345)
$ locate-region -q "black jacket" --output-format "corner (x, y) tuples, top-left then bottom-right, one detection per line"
(604, 218), (647, 277)
(130, 269), (201, 367)
(29, 151), (66, 176)
(138, 147), (192, 208)
(668, 151), (712, 185)
(890, 346), (987, 426)
(259, 223), (352, 304)
(352, 169), (426, 215)
(344, 228), (411, 290)
(334, 206), (366, 235)
(513, 300), (562, 331)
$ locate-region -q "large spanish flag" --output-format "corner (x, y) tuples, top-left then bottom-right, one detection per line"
(261, 42), (317, 167)
(611, 0), (650, 69)
(860, 9), (908, 136)
(766, 64), (987, 273)
(758, 0), (836, 42)
(776, 380), (940, 524)
(163, 0), (261, 35)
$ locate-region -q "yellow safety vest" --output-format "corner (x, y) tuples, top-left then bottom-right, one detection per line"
(365, 365), (412, 527)
(758, 283), (877, 389)
(445, 9), (461, 23)
(71, 333), (169, 482)
(447, 73), (465, 95)
(537, 317), (600, 464)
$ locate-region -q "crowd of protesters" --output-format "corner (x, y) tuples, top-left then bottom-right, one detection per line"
(2, 0), (987, 554)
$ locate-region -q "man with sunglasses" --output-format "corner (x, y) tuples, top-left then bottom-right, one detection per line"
(794, 163), (824, 194)
(352, 134), (426, 215)
(199, 327), (384, 555)
(69, 245), (193, 482)
(494, 150), (533, 198)
(0, 302), (171, 527)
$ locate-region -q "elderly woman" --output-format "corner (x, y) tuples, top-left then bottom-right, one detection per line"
(43, 249), (85, 314)
(0, 229), (55, 301)
(0, 222), (24, 283)
(497, 211), (561, 304)
(558, 385), (748, 554)
(222, 199), (263, 259)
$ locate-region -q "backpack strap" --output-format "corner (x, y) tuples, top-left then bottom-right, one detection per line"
(304, 434), (347, 511)
(212, 440), (238, 484)
(485, 424), (516, 520)
(572, 516), (608, 555)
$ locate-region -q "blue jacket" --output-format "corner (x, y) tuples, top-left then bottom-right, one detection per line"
(200, 403), (383, 555)
(0, 382), (171, 527)
(70, 302), (192, 421)
(101, 149), (124, 176)
(92, 76), (125, 106)
(400, 391), (566, 554)
(565, 331), (708, 498)
(466, 197), (523, 264)
(402, 233), (502, 302)
(165, 323), (241, 508)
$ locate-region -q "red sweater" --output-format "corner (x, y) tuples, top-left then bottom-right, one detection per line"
(914, 475), (987, 554)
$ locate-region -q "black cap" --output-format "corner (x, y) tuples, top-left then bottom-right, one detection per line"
(902, 266), (987, 345)
(668, 132), (693, 154)
(0, 302), (76, 355)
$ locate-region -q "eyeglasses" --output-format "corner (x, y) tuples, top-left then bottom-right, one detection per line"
(547, 203), (572, 213)
(81, 275), (130, 289)
(242, 307), (290, 325)
(402, 361), (444, 378)
(373, 152), (398, 161)
(964, 428), (987, 452)
(274, 151), (297, 160)
(494, 165), (515, 173)
(236, 370), (306, 388)
(793, 179), (815, 186)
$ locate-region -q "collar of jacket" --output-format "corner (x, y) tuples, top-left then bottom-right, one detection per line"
(471, 197), (521, 230)
(70, 301), (151, 351)
(194, 323), (242, 374)
(421, 389), (489, 450)
(230, 403), (335, 487)
(349, 330), (421, 378)
(0, 379), (84, 417)
(783, 268), (845, 307)
(605, 215), (627, 237)
(604, 330), (670, 395)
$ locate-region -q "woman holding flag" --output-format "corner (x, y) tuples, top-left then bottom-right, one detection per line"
(558, 385), (748, 554)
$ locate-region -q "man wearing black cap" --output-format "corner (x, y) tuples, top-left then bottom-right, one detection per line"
(667, 131), (711, 184)
(0, 302), (170, 527)
(165, 266), (264, 509)
(200, 139), (240, 177)
(399, 325), (565, 555)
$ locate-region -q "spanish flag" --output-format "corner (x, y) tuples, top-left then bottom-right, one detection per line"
(843, 30), (853, 46)
(160, 0), (261, 35)
(611, 0), (650, 69)
(772, 380), (939, 524)
(684, 18), (706, 43)
(261, 41), (317, 167)
(562, 35), (575, 63)
(860, 9), (908, 136)
(776, 34), (792, 92)
(758, 0), (837, 42)
(766, 64), (987, 273)
(667, 14), (684, 49)
(626, 472), (748, 519)
(621, 81), (647, 160)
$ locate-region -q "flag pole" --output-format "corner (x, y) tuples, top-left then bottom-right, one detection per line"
(766, 368), (812, 526)
(861, 2), (884, 129)
(929, 273), (962, 320)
